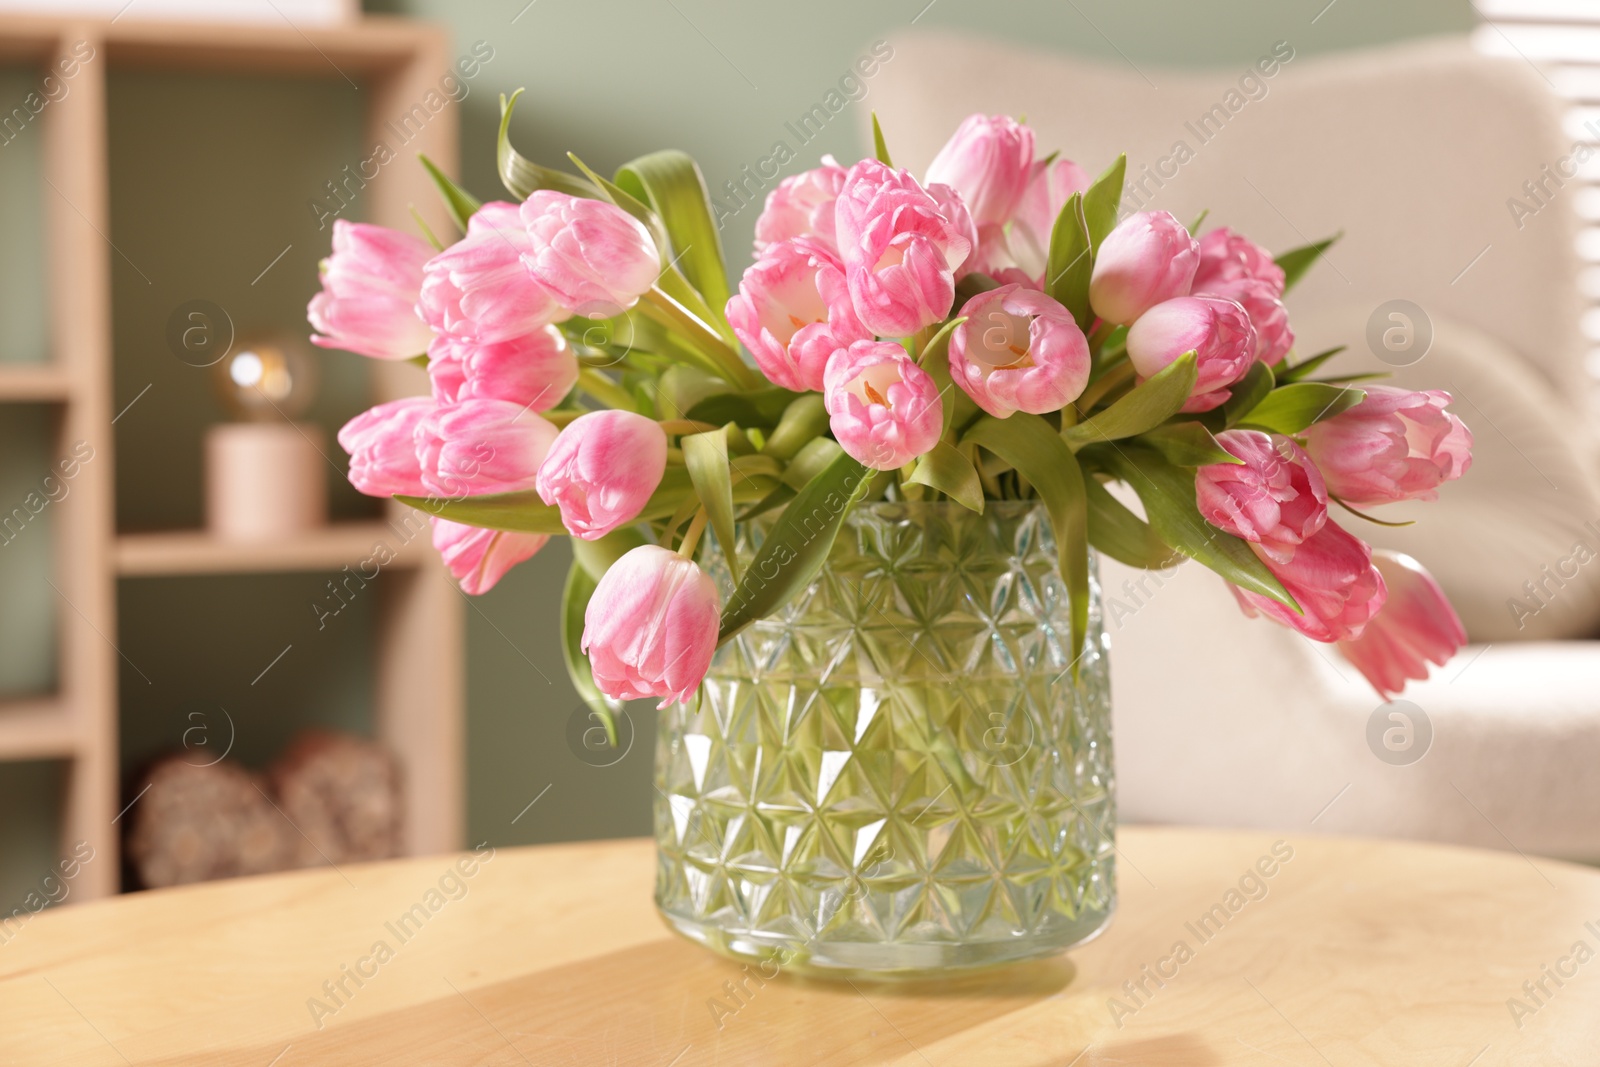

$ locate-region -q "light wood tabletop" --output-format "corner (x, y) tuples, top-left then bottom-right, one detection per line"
(2, 826), (1598, 1066)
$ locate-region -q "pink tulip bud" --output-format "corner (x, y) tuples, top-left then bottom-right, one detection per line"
(835, 159), (971, 337)
(1192, 227), (1285, 294)
(1302, 386), (1472, 506)
(950, 285), (1091, 418)
(926, 113), (1036, 228)
(582, 544), (721, 708)
(519, 191), (660, 319)
(536, 410), (668, 540)
(336, 396), (433, 497)
(1196, 430), (1327, 564)
(414, 398), (559, 498)
(418, 202), (563, 343)
(1231, 521), (1387, 643)
(823, 339), (944, 470)
(431, 517), (548, 596)
(726, 237), (868, 392)
(1196, 276), (1294, 366)
(1126, 295), (1257, 412)
(754, 157), (847, 254)
(427, 325), (578, 412)
(1006, 157), (1090, 283)
(1337, 551), (1467, 698)
(308, 221), (436, 360)
(1089, 210), (1200, 325)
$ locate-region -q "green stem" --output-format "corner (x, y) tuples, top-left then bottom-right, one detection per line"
(660, 495), (702, 548)
(677, 508), (710, 559)
(1076, 361), (1136, 414)
(639, 286), (762, 390)
(1086, 320), (1115, 352)
(576, 369), (636, 411)
(658, 419), (719, 435)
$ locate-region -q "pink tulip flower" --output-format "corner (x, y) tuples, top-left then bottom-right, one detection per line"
(754, 157), (847, 253)
(536, 410), (668, 540)
(725, 237), (868, 392)
(1006, 157), (1091, 283)
(1089, 211), (1201, 326)
(1231, 521), (1387, 643)
(418, 202), (563, 343)
(583, 544), (721, 708)
(950, 285), (1091, 417)
(925, 113), (1035, 228)
(308, 221), (436, 360)
(520, 190), (659, 319)
(1337, 551), (1467, 698)
(431, 517), (548, 596)
(1126, 295), (1258, 412)
(1191, 227), (1286, 294)
(1196, 276), (1294, 366)
(427, 325), (578, 412)
(414, 398), (559, 498)
(1302, 386), (1473, 505)
(834, 159), (972, 337)
(927, 182), (983, 278)
(1196, 430), (1327, 564)
(337, 396), (434, 497)
(823, 339), (943, 470)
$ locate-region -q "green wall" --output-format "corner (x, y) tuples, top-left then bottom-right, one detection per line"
(356, 0), (1476, 849)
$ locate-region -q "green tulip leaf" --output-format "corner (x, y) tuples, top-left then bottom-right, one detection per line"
(684, 428), (739, 583)
(1221, 360), (1276, 428)
(1082, 153), (1126, 251)
(686, 387), (801, 430)
(1274, 345), (1347, 384)
(1137, 421), (1242, 467)
(1236, 382), (1367, 435)
(1085, 475), (1181, 569)
(615, 150), (733, 332)
(417, 154), (480, 235)
(1045, 191), (1093, 329)
(962, 413), (1090, 667)
(1276, 231), (1341, 294)
(1065, 352), (1197, 449)
(737, 483), (796, 522)
(717, 448), (871, 644)
(761, 393), (830, 462)
(1091, 442), (1296, 611)
(780, 437), (845, 489)
(657, 364), (730, 421)
(496, 90), (597, 200)
(562, 561), (622, 749)
(395, 491), (566, 535)
(872, 111), (893, 167)
(908, 440), (985, 513)
(400, 467), (695, 535)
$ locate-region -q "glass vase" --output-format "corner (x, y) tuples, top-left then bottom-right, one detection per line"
(653, 500), (1115, 978)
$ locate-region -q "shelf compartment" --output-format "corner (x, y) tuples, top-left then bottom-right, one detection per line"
(0, 698), (77, 760)
(115, 521), (427, 576)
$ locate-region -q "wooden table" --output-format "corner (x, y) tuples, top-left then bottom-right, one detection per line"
(3, 827), (1598, 1066)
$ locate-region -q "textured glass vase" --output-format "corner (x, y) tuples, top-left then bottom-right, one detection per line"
(654, 501), (1115, 978)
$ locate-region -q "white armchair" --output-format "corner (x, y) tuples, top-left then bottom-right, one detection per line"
(872, 33), (1600, 859)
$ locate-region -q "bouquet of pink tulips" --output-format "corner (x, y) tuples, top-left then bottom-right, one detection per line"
(309, 96), (1473, 730)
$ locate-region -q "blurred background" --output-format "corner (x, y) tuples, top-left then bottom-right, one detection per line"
(10, 0), (1596, 911)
